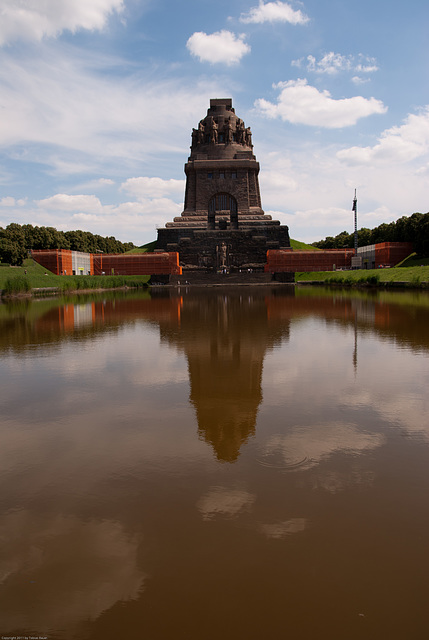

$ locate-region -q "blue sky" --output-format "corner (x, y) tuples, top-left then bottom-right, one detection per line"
(0, 0), (428, 244)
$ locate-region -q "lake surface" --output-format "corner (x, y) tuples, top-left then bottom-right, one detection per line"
(1, 286), (429, 640)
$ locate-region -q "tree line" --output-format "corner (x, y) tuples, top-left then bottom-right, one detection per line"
(312, 212), (429, 256)
(2, 212), (429, 266)
(0, 223), (136, 265)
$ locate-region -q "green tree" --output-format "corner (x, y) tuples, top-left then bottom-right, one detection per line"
(413, 213), (429, 256)
(334, 230), (353, 248)
(357, 227), (372, 247)
(0, 237), (27, 265)
(0, 224), (28, 264)
(370, 222), (395, 244)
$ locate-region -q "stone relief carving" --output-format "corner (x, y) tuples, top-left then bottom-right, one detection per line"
(225, 120), (233, 144)
(216, 241), (229, 269)
(236, 119), (245, 144)
(191, 116), (252, 148)
(220, 242), (227, 267)
(198, 120), (205, 143)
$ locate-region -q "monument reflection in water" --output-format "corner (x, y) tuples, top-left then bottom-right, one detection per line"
(0, 287), (429, 640)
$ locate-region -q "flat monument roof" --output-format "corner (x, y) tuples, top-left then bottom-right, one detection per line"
(210, 98), (233, 108)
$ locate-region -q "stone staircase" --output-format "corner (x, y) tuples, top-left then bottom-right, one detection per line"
(170, 270), (277, 286)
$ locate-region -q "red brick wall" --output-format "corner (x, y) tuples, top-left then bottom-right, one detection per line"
(266, 249), (355, 272)
(374, 243), (413, 267)
(31, 250), (60, 274)
(32, 250), (181, 276)
(31, 249), (74, 275)
(59, 250), (73, 275)
(266, 243), (413, 272)
(93, 252), (182, 275)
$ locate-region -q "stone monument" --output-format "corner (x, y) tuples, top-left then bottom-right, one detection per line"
(156, 98), (291, 271)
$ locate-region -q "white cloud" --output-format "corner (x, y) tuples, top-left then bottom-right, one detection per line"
(255, 79), (387, 128)
(307, 52), (352, 74)
(67, 177), (116, 192)
(186, 30), (250, 65)
(121, 176), (185, 200)
(240, 1), (309, 25)
(25, 189), (182, 243)
(292, 53), (379, 77)
(256, 133), (429, 245)
(337, 107), (429, 165)
(0, 196), (16, 206)
(0, 43), (226, 170)
(37, 193), (104, 212)
(352, 76), (370, 86)
(69, 200), (181, 235)
(355, 61), (379, 73)
(0, 0), (124, 45)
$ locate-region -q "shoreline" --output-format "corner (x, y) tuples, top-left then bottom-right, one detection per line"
(2, 279), (429, 300)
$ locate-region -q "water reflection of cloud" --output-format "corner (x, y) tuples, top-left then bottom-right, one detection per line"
(263, 423), (385, 469)
(259, 518), (308, 539)
(2, 326), (186, 392)
(0, 323), (201, 476)
(262, 327), (356, 407)
(197, 487), (255, 521)
(0, 511), (144, 634)
(262, 323), (429, 448)
(309, 469), (376, 493)
(0, 396), (205, 499)
(376, 393), (429, 439)
(338, 357), (429, 441)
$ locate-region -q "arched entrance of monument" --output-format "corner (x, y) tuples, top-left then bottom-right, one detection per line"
(208, 193), (238, 230)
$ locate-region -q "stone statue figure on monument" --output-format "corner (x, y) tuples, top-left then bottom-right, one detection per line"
(245, 127), (252, 147)
(225, 119), (233, 144)
(236, 119), (245, 144)
(197, 121), (205, 144)
(216, 242), (228, 271)
(211, 120), (218, 143)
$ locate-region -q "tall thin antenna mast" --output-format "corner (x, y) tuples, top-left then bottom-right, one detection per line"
(352, 189), (358, 255)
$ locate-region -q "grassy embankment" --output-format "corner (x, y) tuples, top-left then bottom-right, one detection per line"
(0, 241), (157, 295)
(295, 254), (429, 286)
(289, 239), (320, 251)
(125, 240), (157, 254)
(0, 259), (150, 296)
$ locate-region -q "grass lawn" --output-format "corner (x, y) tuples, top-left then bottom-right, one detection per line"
(295, 265), (429, 284)
(396, 253), (429, 267)
(0, 259), (150, 293)
(0, 258), (62, 289)
(289, 239), (320, 251)
(126, 240), (157, 254)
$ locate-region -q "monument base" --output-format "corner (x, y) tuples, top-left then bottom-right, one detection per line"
(156, 225), (291, 271)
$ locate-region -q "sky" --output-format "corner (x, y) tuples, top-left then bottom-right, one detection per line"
(0, 0), (428, 245)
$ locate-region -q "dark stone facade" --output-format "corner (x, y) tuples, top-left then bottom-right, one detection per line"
(156, 98), (290, 270)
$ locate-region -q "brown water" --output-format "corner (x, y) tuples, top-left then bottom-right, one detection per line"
(0, 286), (428, 640)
